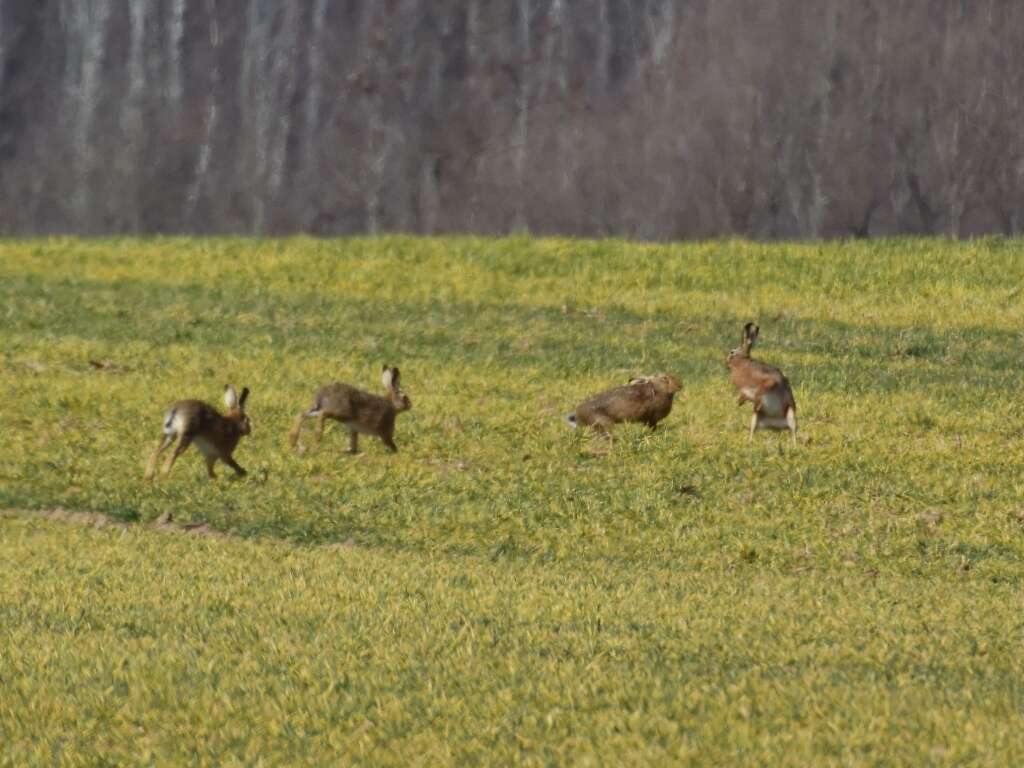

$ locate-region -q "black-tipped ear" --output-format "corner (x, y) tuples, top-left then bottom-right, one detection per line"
(238, 387), (250, 407)
(742, 322), (759, 350)
(737, 324), (751, 355)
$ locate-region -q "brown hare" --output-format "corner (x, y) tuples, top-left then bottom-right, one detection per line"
(144, 385), (252, 480)
(726, 322), (797, 442)
(567, 373), (682, 438)
(289, 365), (411, 453)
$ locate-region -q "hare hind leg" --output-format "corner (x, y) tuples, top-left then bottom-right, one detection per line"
(162, 434), (194, 477)
(145, 433), (176, 480)
(288, 411), (309, 449)
(313, 413), (328, 445)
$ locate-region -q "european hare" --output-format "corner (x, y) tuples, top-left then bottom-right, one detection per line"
(289, 365), (411, 453)
(567, 373), (682, 438)
(726, 323), (797, 442)
(144, 385), (252, 480)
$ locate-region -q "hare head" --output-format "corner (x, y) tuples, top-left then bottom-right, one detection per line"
(627, 373), (682, 394)
(382, 366), (411, 413)
(224, 384), (253, 436)
(646, 373), (682, 395)
(726, 322), (759, 366)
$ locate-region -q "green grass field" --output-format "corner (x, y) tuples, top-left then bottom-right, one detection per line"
(2, 237), (1024, 765)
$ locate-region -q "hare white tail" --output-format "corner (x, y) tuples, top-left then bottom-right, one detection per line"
(163, 408), (184, 436)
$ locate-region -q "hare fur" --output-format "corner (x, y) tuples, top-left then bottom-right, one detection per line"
(289, 365), (411, 454)
(726, 322), (797, 442)
(144, 385), (252, 480)
(567, 373), (682, 438)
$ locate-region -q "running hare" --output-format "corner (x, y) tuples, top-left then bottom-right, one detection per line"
(289, 366), (411, 453)
(726, 322), (797, 442)
(144, 385), (252, 480)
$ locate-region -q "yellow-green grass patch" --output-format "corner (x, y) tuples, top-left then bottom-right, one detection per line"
(2, 237), (1024, 762)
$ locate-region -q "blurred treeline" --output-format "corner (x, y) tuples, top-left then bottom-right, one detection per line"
(1, 1), (1021, 238)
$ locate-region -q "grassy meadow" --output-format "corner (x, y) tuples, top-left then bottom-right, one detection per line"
(2, 237), (1024, 764)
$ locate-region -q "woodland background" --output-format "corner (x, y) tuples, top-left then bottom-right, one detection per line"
(1, 0), (1021, 238)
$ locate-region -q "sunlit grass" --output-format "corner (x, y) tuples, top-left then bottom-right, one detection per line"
(2, 514), (1022, 766)
(2, 236), (1024, 763)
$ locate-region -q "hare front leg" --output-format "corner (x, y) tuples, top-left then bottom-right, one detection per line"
(221, 455), (247, 477)
(205, 455), (218, 479)
(749, 412), (759, 442)
(162, 434), (194, 477)
(348, 430), (361, 454)
(313, 413), (327, 445)
(786, 406), (798, 445)
(145, 433), (176, 480)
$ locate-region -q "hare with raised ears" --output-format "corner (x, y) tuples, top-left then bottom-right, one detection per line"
(726, 322), (797, 443)
(144, 385), (252, 480)
(566, 373), (682, 439)
(289, 366), (412, 454)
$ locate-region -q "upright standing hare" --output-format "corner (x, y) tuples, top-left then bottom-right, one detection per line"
(567, 373), (682, 439)
(144, 385), (252, 480)
(289, 365), (412, 453)
(726, 323), (797, 442)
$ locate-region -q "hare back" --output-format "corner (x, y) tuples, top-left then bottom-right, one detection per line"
(729, 358), (792, 400)
(314, 383), (393, 424)
(575, 382), (675, 425)
(163, 400), (220, 435)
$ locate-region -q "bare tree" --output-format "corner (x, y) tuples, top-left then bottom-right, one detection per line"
(1, 0), (1023, 239)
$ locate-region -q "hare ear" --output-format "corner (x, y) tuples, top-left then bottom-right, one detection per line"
(224, 385), (238, 409)
(742, 322), (759, 353)
(381, 366), (394, 391)
(389, 367), (401, 389)
(238, 387), (250, 408)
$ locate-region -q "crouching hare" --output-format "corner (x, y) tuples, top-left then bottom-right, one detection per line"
(289, 365), (412, 453)
(144, 385), (252, 480)
(726, 322), (797, 442)
(567, 373), (682, 439)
